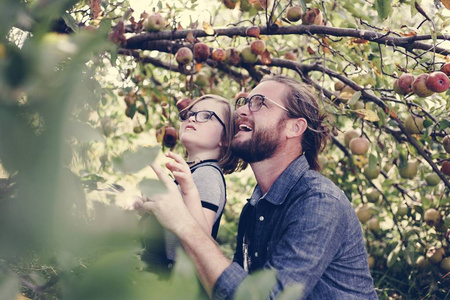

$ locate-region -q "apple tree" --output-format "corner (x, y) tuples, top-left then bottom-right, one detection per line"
(0, 0), (449, 298)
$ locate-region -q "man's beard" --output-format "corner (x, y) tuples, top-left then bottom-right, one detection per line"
(231, 120), (286, 163)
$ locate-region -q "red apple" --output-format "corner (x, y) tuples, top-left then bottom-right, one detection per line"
(284, 52), (297, 61)
(302, 8), (323, 25)
(412, 73), (434, 97)
(393, 73), (414, 95)
(163, 126), (178, 148)
(212, 48), (227, 62)
(175, 47), (193, 65)
(440, 62), (450, 76)
(442, 161), (450, 176)
(426, 71), (450, 93)
(254, 0), (270, 11)
(223, 0), (237, 9)
(443, 135), (450, 153)
(225, 47), (241, 66)
(286, 6), (303, 22)
(250, 40), (266, 55)
(246, 26), (260, 38)
(193, 43), (210, 62)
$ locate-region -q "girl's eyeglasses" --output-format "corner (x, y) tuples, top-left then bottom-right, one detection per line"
(179, 110), (226, 132)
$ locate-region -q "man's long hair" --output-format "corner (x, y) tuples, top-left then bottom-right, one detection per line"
(261, 75), (330, 171)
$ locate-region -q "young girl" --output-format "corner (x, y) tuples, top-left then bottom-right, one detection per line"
(138, 94), (245, 275)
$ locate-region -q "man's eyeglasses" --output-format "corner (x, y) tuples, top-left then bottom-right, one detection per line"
(179, 110), (226, 132)
(235, 94), (289, 112)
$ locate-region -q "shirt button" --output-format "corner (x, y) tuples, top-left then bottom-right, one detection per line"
(259, 216), (264, 221)
(255, 252), (259, 257)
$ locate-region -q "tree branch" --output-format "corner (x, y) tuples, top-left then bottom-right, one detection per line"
(125, 25), (450, 56)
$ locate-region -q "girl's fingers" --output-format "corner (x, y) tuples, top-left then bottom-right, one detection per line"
(166, 151), (185, 164)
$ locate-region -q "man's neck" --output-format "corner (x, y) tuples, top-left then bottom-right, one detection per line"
(250, 150), (300, 194)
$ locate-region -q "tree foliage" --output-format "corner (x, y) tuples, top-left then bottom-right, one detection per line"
(0, 0), (450, 298)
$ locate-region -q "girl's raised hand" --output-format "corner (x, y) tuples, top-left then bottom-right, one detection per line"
(165, 152), (197, 197)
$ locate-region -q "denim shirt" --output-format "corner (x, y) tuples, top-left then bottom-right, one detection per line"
(213, 155), (378, 300)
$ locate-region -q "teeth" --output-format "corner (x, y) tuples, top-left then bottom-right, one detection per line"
(239, 124), (252, 132)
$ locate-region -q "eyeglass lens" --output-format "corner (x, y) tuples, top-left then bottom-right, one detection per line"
(236, 95), (264, 111)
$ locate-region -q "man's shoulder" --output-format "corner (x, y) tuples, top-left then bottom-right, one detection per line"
(291, 169), (349, 204)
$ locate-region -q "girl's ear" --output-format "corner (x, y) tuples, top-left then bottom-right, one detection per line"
(286, 118), (308, 139)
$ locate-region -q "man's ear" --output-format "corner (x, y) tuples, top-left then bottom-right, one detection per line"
(286, 118), (308, 139)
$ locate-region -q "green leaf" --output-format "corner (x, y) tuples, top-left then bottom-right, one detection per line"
(138, 178), (168, 198)
(386, 244), (401, 268)
(235, 269), (277, 300)
(0, 274), (19, 300)
(411, 0), (418, 17)
(276, 283), (305, 300)
(348, 91), (361, 106)
(112, 146), (160, 173)
(369, 154), (377, 170)
(69, 121), (104, 143)
(374, 0), (392, 20)
(62, 13), (79, 33)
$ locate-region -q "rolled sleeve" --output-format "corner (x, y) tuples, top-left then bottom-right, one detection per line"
(212, 262), (248, 300)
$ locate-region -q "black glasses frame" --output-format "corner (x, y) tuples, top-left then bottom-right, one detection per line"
(179, 110), (226, 132)
(235, 94), (289, 112)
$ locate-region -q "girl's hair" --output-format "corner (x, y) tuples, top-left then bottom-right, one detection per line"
(260, 75), (330, 171)
(181, 94), (247, 174)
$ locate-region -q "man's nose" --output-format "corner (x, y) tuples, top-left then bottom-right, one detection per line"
(236, 103), (250, 116)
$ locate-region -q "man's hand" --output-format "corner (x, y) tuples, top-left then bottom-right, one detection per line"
(135, 162), (194, 235)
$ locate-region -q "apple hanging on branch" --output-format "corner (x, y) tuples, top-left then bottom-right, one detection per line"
(393, 73), (414, 95)
(426, 71), (450, 93)
(175, 47), (193, 65)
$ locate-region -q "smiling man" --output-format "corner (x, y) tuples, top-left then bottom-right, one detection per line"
(140, 75), (378, 299)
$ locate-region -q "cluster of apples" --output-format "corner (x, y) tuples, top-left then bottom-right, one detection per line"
(174, 37), (269, 67)
(343, 129), (370, 155)
(416, 208), (450, 272)
(393, 63), (450, 97)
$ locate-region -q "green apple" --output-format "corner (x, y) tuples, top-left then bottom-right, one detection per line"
(425, 173), (441, 186)
(349, 137), (370, 155)
(404, 114), (424, 134)
(344, 129), (360, 147)
(365, 188), (380, 203)
(240, 45), (258, 64)
(424, 208), (441, 226)
(398, 160), (418, 179)
(364, 165), (380, 179)
(355, 204), (372, 223)
(286, 6), (303, 22)
(426, 247), (444, 264)
(367, 218), (380, 232)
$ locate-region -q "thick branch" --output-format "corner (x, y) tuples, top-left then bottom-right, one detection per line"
(125, 25), (450, 56)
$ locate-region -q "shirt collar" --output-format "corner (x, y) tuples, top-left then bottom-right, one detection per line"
(249, 155), (310, 206)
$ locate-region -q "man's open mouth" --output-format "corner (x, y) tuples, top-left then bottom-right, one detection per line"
(239, 124), (253, 132)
